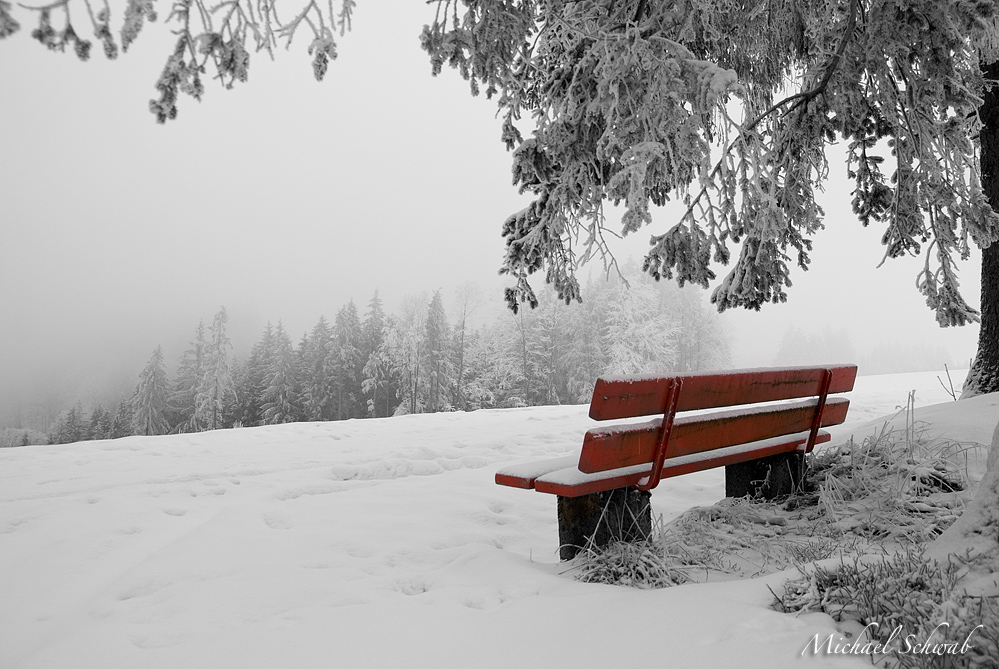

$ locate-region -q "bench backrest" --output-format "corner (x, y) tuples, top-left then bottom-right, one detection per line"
(580, 365), (857, 476)
(588, 365), (857, 419)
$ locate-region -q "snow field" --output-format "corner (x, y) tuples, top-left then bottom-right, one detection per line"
(1, 370), (993, 668)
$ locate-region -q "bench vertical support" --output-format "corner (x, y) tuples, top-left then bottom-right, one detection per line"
(725, 451), (805, 499)
(725, 368), (833, 499)
(557, 488), (652, 561)
(636, 378), (682, 492)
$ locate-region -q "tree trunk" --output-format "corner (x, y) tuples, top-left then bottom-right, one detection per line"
(964, 61), (999, 398)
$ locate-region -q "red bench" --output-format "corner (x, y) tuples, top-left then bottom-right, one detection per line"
(496, 365), (858, 559)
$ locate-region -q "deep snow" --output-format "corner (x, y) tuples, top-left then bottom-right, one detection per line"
(1, 369), (995, 668)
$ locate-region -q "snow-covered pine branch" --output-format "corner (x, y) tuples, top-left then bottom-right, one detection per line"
(2, 0), (356, 120)
(422, 0), (999, 330)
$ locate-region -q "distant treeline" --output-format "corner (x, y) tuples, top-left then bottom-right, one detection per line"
(4, 272), (731, 447)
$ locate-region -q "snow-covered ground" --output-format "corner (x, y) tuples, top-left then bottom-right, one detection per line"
(2, 369), (996, 669)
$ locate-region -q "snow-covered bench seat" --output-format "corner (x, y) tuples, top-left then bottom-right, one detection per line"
(496, 365), (858, 559)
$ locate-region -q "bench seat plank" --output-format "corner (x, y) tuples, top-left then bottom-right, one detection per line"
(578, 396), (849, 473)
(495, 455), (579, 489)
(533, 430), (831, 497)
(589, 365), (857, 420)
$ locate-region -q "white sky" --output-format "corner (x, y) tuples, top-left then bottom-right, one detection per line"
(0, 0), (984, 414)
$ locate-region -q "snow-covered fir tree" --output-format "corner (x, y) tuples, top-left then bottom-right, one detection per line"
(424, 291), (452, 413)
(526, 291), (572, 405)
(261, 323), (301, 425)
(232, 323), (275, 427)
(50, 402), (85, 444)
(331, 302), (363, 420)
(604, 279), (679, 376)
(110, 399), (134, 439)
(301, 316), (335, 421)
(170, 321), (207, 433)
(448, 283), (479, 411)
(389, 294), (428, 415)
(360, 291), (398, 418)
(87, 405), (111, 441)
(132, 346), (170, 436)
(562, 280), (611, 403)
(196, 307), (236, 431)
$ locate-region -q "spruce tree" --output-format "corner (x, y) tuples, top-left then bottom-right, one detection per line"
(170, 321), (207, 432)
(360, 291), (393, 415)
(527, 290), (570, 405)
(424, 291), (451, 412)
(301, 316), (334, 421)
(604, 278), (679, 376)
(332, 302), (363, 419)
(197, 306), (235, 430)
(361, 339), (394, 417)
(261, 323), (301, 424)
(388, 294), (429, 414)
(562, 278), (611, 403)
(449, 283), (479, 411)
(132, 346), (171, 436)
(87, 405), (109, 440)
(232, 323), (274, 427)
(110, 399), (134, 439)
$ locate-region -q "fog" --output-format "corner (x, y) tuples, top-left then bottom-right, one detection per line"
(0, 0), (981, 431)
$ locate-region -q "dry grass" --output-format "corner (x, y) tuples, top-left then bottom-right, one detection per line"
(568, 398), (996, 666)
(776, 548), (999, 668)
(572, 400), (982, 587)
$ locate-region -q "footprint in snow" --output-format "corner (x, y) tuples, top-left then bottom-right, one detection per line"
(264, 514), (292, 530)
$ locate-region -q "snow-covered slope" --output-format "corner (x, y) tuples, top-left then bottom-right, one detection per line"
(1, 370), (994, 669)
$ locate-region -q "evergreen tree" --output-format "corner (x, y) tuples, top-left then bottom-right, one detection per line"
(95, 403), (113, 439)
(424, 290), (451, 412)
(453, 325), (496, 410)
(233, 322), (274, 427)
(261, 323), (301, 424)
(361, 338), (395, 417)
(478, 316), (524, 408)
(361, 291), (387, 361)
(301, 316), (335, 421)
(360, 291), (395, 416)
(449, 283), (479, 411)
(50, 403), (85, 444)
(563, 278), (611, 403)
(604, 278), (679, 376)
(87, 405), (109, 440)
(110, 399), (134, 439)
(132, 345), (171, 436)
(388, 294), (428, 414)
(196, 306), (235, 430)
(667, 283), (732, 373)
(527, 290), (570, 405)
(170, 321), (207, 432)
(331, 301), (363, 419)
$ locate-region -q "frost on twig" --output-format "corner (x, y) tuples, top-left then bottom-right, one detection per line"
(422, 0), (999, 322)
(3, 0), (357, 120)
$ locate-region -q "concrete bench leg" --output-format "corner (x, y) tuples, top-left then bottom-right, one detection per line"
(725, 451), (805, 499)
(556, 487), (652, 561)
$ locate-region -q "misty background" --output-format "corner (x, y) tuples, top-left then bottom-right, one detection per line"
(0, 0), (980, 435)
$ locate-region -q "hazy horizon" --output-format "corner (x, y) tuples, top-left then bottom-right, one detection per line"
(0, 0), (983, 432)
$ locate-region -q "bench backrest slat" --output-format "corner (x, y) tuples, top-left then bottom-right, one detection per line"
(578, 396), (850, 473)
(588, 365), (857, 420)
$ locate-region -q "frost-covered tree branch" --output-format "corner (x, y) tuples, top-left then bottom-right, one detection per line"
(421, 0), (999, 323)
(1, 0), (356, 121)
